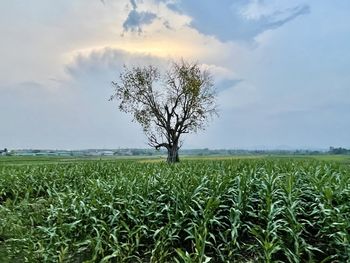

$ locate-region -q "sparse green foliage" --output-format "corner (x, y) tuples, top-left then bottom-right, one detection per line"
(0, 159), (349, 262)
(110, 61), (218, 163)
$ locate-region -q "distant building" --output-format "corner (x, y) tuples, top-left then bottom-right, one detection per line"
(56, 151), (72, 156)
(101, 150), (114, 156)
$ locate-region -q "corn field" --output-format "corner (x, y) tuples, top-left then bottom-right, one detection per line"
(0, 159), (349, 262)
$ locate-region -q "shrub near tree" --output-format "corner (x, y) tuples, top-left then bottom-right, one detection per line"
(110, 60), (218, 163)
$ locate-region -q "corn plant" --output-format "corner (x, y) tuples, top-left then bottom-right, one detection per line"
(0, 158), (349, 262)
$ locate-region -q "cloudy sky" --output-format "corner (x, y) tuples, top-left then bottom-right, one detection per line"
(1, 0), (349, 150)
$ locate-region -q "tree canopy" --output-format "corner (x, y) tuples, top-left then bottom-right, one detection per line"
(110, 60), (218, 163)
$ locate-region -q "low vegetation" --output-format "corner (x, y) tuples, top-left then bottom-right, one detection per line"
(0, 158), (349, 262)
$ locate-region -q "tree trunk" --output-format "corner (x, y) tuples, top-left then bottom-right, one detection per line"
(167, 145), (179, 163)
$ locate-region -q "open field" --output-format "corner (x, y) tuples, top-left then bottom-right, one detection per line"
(0, 157), (349, 262)
(1, 154), (350, 166)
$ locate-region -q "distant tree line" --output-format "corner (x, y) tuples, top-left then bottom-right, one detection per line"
(329, 147), (350, 155)
(2, 147), (350, 157)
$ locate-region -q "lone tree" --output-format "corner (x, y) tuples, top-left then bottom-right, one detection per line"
(110, 60), (218, 163)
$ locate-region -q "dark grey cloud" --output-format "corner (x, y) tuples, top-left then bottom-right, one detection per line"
(123, 0), (157, 33)
(259, 5), (310, 32)
(158, 0), (310, 42)
(130, 0), (137, 9)
(162, 20), (172, 30)
(66, 47), (240, 98)
(66, 48), (166, 79)
(165, 2), (182, 13)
